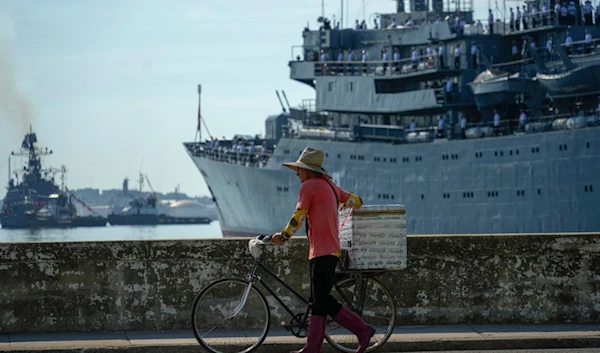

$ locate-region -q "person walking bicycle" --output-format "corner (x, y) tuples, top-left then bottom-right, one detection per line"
(271, 146), (375, 353)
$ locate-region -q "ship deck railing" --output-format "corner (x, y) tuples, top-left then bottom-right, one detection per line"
(313, 53), (467, 78)
(458, 111), (600, 139)
(185, 143), (273, 168)
(473, 9), (576, 36)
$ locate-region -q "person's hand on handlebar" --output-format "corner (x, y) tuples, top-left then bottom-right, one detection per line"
(270, 232), (285, 245)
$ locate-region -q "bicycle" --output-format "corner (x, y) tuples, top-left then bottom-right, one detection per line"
(191, 235), (397, 353)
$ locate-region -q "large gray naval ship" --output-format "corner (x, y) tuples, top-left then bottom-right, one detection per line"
(185, 0), (600, 237)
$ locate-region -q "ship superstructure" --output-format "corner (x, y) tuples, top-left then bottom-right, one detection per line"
(185, 0), (600, 236)
(1, 129), (108, 229)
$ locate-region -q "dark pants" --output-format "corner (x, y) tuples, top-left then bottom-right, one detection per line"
(439, 55), (445, 69)
(310, 255), (342, 317)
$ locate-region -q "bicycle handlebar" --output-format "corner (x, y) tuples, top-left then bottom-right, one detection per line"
(256, 234), (272, 242)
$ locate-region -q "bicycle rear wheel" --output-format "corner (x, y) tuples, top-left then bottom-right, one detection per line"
(191, 278), (270, 353)
(325, 276), (396, 352)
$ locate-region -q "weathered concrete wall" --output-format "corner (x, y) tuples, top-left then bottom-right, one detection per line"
(1, 233), (599, 333)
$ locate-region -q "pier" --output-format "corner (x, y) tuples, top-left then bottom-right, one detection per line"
(1, 233), (600, 351)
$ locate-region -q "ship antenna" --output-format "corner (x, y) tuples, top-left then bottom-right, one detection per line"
(195, 84), (213, 142)
(275, 90), (287, 113)
(196, 84), (202, 142)
(281, 90), (292, 112)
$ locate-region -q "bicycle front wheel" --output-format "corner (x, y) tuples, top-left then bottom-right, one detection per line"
(191, 278), (270, 353)
(325, 276), (396, 352)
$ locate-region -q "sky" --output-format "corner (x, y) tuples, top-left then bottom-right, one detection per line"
(0, 0), (487, 198)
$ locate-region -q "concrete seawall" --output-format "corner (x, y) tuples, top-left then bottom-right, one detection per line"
(1, 233), (599, 333)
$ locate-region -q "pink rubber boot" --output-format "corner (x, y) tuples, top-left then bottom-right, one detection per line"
(333, 306), (376, 353)
(290, 315), (327, 353)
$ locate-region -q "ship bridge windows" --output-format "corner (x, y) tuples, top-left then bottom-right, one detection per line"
(277, 186), (290, 192)
(517, 190), (525, 196)
(462, 192), (474, 198)
(350, 154), (364, 160)
(531, 146), (540, 153)
(559, 144), (568, 151)
(374, 79), (406, 94)
(584, 185), (594, 192)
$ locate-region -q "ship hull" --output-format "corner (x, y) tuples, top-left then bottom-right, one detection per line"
(107, 214), (211, 226)
(187, 127), (600, 237)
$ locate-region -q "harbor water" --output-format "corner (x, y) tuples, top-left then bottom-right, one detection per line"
(0, 221), (223, 242)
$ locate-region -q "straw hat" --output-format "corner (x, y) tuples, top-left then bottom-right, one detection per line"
(283, 147), (331, 179)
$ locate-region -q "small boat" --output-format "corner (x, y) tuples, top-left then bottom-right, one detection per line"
(469, 69), (539, 108)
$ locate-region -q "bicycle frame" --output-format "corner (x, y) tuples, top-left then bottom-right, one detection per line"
(243, 257), (311, 328)
(235, 255), (385, 328)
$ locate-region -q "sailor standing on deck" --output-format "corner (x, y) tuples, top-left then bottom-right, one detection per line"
(567, 1), (576, 25)
(438, 42), (446, 68)
(493, 109), (501, 136)
(510, 8), (515, 31)
(585, 30), (593, 54)
(488, 9), (494, 35)
(411, 47), (419, 70)
(519, 109), (528, 132)
(361, 49), (369, 74)
(471, 43), (478, 68)
(584, 0), (593, 25)
(393, 47), (400, 72)
(546, 35), (553, 60)
(426, 43), (434, 57)
(516, 7), (522, 30)
(381, 48), (389, 74)
(460, 115), (467, 139)
(508, 7), (515, 32)
(542, 2), (549, 26)
(437, 117), (445, 138)
(445, 77), (454, 102)
(565, 32), (573, 56)
(454, 45), (461, 69)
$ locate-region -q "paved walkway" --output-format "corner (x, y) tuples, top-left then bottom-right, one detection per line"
(2, 323), (600, 352)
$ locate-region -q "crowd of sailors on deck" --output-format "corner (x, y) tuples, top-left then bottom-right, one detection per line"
(193, 137), (271, 166)
(311, 0), (600, 38)
(314, 41), (478, 76)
